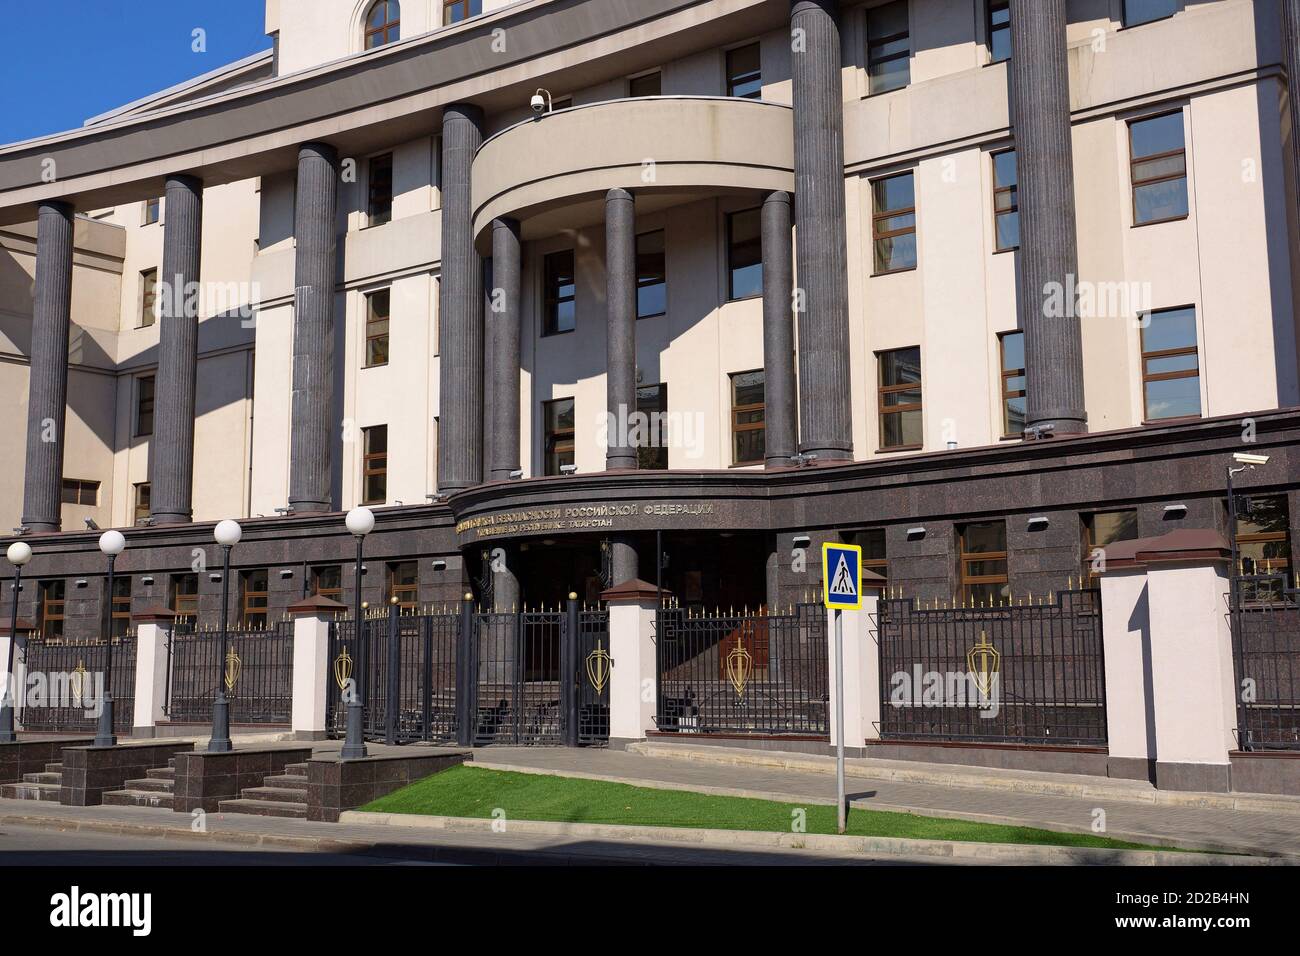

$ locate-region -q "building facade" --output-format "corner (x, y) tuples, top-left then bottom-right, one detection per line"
(2, 0), (1300, 707)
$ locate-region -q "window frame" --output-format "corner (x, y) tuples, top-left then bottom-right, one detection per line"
(39, 580), (65, 641)
(311, 565), (344, 601)
(364, 0), (401, 48)
(1122, 0), (1178, 29)
(876, 347), (923, 452)
(442, 0), (480, 26)
(543, 398), (576, 477)
(361, 424), (389, 505)
(60, 478), (100, 507)
(1234, 495), (1293, 578)
(998, 330), (1026, 439)
(725, 207), (763, 301)
(1129, 110), (1189, 227)
(985, 0), (1011, 64)
(138, 267), (158, 329)
(866, 0), (912, 96)
(725, 43), (762, 100)
(240, 568), (270, 629)
(1081, 510), (1139, 582)
(366, 152), (394, 227)
(628, 71), (662, 98)
(1139, 305), (1201, 423)
(542, 249), (577, 336)
(170, 572), (199, 625)
(133, 482), (151, 524)
(387, 561), (419, 610)
(364, 288), (391, 368)
(135, 375), (156, 437)
(635, 383), (669, 471)
(142, 197), (161, 226)
(870, 171), (917, 274)
(636, 229), (667, 319)
(991, 148), (1019, 253)
(958, 521), (1010, 605)
(729, 370), (766, 466)
(110, 575), (132, 639)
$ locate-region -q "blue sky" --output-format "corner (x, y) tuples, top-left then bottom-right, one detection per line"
(0, 0), (271, 144)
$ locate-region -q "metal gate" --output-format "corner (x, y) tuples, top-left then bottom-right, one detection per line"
(655, 603), (829, 737)
(877, 586), (1107, 745)
(18, 634), (136, 733)
(1230, 571), (1300, 750)
(166, 624), (294, 724)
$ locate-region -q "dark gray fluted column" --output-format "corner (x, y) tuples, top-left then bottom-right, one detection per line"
(608, 535), (638, 587)
(150, 175), (204, 525)
(490, 219), (522, 480)
(437, 104), (486, 494)
(1010, 1), (1087, 435)
(790, 0), (852, 462)
(21, 201), (74, 533)
(1282, 3), (1300, 237)
(761, 191), (797, 468)
(606, 188), (638, 471)
(493, 546), (520, 612)
(288, 143), (340, 513)
(482, 257), (495, 484)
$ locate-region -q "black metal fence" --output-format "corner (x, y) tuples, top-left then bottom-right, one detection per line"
(878, 587), (1107, 745)
(1230, 572), (1300, 750)
(19, 634), (137, 733)
(470, 610), (564, 746)
(655, 603), (829, 737)
(166, 625), (294, 724)
(574, 607), (611, 745)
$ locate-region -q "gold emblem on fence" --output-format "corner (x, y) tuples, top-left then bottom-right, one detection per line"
(585, 640), (612, 695)
(224, 647), (241, 692)
(725, 634), (753, 700)
(966, 631), (1001, 698)
(70, 660), (87, 707)
(333, 646), (353, 690)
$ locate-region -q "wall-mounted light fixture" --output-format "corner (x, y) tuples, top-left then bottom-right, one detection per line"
(1027, 516), (1050, 531)
(1163, 504), (1188, 519)
(792, 535), (811, 548)
(431, 560), (447, 571)
(906, 527), (926, 540)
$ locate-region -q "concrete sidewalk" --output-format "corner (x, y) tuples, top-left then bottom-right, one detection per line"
(469, 746), (1300, 859)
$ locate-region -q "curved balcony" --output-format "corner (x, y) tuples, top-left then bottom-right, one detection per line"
(471, 96), (794, 246)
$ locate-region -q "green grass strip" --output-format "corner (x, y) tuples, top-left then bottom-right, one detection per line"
(361, 765), (1178, 852)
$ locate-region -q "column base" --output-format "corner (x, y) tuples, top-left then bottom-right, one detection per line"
(604, 455), (638, 471)
(148, 512), (193, 526)
(797, 446), (853, 463)
(286, 500), (331, 515)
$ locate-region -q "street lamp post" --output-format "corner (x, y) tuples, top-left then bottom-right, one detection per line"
(342, 507), (375, 759)
(0, 541), (33, 744)
(209, 519), (243, 753)
(95, 530), (127, 747)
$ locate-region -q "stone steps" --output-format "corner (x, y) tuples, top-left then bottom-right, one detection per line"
(103, 789), (174, 809)
(146, 767), (175, 780)
(239, 786), (308, 804)
(217, 797), (307, 818)
(121, 776), (173, 793)
(22, 771), (62, 785)
(261, 774), (308, 792)
(44, 762), (63, 774)
(284, 763), (310, 776)
(0, 781), (60, 801)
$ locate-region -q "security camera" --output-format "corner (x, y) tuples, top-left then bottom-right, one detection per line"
(1233, 453), (1270, 467)
(509, 469), (524, 480)
(83, 518), (100, 531)
(560, 464), (578, 475)
(530, 89), (552, 114)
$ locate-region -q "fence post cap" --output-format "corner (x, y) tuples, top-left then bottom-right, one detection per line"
(601, 579), (665, 603)
(287, 594), (349, 617)
(131, 606), (177, 624)
(0, 617), (36, 636)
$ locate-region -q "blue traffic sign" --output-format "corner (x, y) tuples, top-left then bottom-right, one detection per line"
(822, 543), (862, 611)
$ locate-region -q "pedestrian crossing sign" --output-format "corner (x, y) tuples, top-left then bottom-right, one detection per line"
(822, 543), (862, 611)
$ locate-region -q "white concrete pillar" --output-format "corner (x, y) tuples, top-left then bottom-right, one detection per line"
(0, 619), (33, 728)
(828, 586), (881, 756)
(1144, 555), (1237, 792)
(287, 595), (347, 740)
(603, 580), (659, 747)
(130, 609), (176, 737)
(1097, 565), (1155, 782)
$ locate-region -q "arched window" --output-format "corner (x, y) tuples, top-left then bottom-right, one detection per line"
(364, 0), (400, 49)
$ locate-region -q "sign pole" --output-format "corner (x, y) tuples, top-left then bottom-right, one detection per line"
(834, 606), (845, 834)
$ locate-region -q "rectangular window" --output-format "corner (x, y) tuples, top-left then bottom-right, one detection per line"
(867, 0), (911, 94)
(133, 483), (151, 523)
(543, 250), (576, 335)
(725, 43), (762, 99)
(1140, 305), (1201, 421)
(1130, 111), (1188, 226)
(365, 289), (390, 367)
(1235, 495), (1292, 577)
(139, 268), (158, 328)
(854, 528), (887, 585)
(1124, 0), (1177, 28)
(1081, 510), (1139, 581)
(368, 153), (393, 227)
(726, 208), (763, 300)
(544, 398), (575, 476)
(872, 172), (917, 273)
(39, 580), (65, 641)
(240, 569), (269, 629)
(110, 575), (131, 639)
(362, 425), (388, 505)
(388, 561), (418, 610)
(171, 573), (199, 624)
(60, 478), (100, 506)
(992, 149), (1019, 251)
(999, 331), (1026, 438)
(959, 521), (1009, 605)
(143, 197), (161, 225)
(443, 0), (482, 25)
(636, 230), (667, 318)
(629, 72), (661, 98)
(877, 347), (922, 450)
(312, 565), (343, 601)
(636, 384), (669, 471)
(987, 0), (1011, 63)
(730, 370), (765, 466)
(135, 376), (155, 437)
